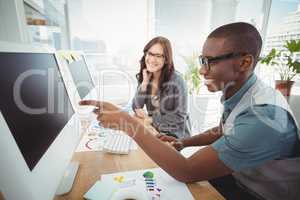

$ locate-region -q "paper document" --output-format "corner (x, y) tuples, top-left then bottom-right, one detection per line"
(100, 168), (195, 200)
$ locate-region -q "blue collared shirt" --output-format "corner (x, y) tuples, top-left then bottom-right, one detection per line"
(212, 74), (299, 172)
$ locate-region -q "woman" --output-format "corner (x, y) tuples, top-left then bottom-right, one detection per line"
(132, 36), (191, 139)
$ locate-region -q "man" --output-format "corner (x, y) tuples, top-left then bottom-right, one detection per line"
(80, 22), (300, 200)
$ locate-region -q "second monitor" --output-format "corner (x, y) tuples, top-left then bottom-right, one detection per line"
(67, 53), (95, 99)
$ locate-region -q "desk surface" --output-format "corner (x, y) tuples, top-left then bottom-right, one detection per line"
(54, 147), (225, 200)
(54, 117), (225, 200)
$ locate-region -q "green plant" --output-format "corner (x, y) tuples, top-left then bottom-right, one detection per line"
(260, 39), (300, 81)
(183, 53), (201, 94)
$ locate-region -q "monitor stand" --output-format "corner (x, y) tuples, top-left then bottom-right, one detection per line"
(55, 161), (80, 195)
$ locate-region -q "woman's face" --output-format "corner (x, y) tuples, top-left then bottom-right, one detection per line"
(145, 43), (165, 73)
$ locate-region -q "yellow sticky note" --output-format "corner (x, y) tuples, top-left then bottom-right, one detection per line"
(57, 50), (74, 63)
(114, 175), (124, 183)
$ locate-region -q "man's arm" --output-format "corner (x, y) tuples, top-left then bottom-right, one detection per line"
(181, 126), (223, 147)
(127, 117), (232, 182)
(80, 100), (232, 183)
(158, 126), (222, 151)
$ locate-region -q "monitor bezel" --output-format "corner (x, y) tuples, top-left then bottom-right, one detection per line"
(0, 41), (81, 200)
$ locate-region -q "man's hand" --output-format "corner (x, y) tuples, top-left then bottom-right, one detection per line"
(79, 100), (132, 132)
(156, 133), (184, 151)
(156, 133), (177, 142)
(170, 140), (184, 151)
(134, 108), (147, 119)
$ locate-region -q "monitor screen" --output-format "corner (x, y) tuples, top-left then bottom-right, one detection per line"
(0, 52), (74, 171)
(68, 56), (95, 99)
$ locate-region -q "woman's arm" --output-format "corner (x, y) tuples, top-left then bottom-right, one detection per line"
(152, 75), (189, 133)
(132, 84), (148, 110)
(132, 70), (152, 111)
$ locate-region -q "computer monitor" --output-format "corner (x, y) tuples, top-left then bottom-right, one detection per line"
(56, 51), (100, 120)
(67, 54), (95, 99)
(57, 51), (134, 112)
(0, 42), (81, 200)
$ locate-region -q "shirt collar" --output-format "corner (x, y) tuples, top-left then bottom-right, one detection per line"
(221, 73), (257, 111)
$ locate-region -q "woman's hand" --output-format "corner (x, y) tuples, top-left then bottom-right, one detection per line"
(79, 100), (133, 132)
(141, 69), (152, 91)
(134, 108), (147, 119)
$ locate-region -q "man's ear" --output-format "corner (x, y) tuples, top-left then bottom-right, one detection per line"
(239, 54), (254, 72)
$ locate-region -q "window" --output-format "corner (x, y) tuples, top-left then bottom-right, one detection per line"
(68, 0), (150, 105)
(258, 0), (300, 89)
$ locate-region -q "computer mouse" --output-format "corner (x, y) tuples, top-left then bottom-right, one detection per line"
(110, 185), (148, 200)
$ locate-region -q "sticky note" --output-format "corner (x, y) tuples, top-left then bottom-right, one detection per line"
(114, 175), (124, 183)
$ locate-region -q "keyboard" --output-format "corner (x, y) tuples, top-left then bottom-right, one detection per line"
(103, 133), (132, 154)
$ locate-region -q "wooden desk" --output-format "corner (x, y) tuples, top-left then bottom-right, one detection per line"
(54, 148), (225, 200)
(54, 116), (225, 200)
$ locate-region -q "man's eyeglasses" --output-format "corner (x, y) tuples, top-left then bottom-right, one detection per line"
(146, 51), (164, 60)
(198, 52), (247, 71)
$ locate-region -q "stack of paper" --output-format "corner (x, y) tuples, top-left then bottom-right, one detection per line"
(84, 168), (195, 200)
(84, 179), (118, 200)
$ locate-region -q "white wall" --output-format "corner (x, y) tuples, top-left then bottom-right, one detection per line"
(0, 0), (30, 43)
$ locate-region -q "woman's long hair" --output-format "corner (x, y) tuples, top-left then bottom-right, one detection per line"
(136, 36), (175, 91)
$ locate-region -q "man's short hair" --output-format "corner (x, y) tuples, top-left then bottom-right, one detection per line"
(208, 22), (262, 66)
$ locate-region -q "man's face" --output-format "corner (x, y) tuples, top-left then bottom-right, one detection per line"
(199, 38), (241, 92)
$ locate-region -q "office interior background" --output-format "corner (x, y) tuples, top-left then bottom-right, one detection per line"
(1, 0), (300, 133)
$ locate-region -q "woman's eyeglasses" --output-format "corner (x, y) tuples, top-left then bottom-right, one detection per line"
(146, 51), (164, 60)
(198, 52), (247, 71)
